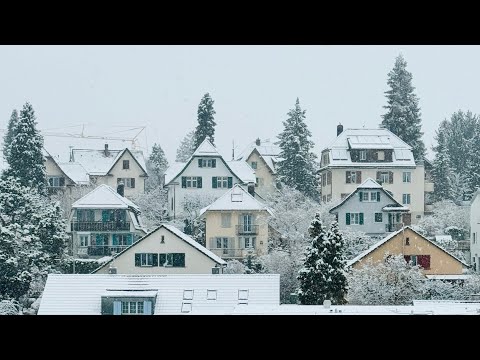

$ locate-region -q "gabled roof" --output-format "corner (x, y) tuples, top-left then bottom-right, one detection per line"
(199, 184), (274, 217)
(94, 224), (226, 272)
(57, 162), (90, 184)
(346, 226), (470, 268)
(329, 178), (404, 213)
(72, 184), (140, 211)
(193, 139), (220, 157)
(236, 140), (281, 174)
(225, 160), (256, 183)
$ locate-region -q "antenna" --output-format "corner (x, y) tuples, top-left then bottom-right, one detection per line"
(232, 140), (235, 160)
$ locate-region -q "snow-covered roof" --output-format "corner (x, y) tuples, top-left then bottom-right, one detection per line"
(435, 235), (453, 242)
(225, 160), (256, 183)
(347, 226), (470, 268)
(199, 184), (274, 217)
(357, 178), (383, 189)
(72, 148), (147, 176)
(164, 162), (186, 185)
(38, 273), (280, 315)
(236, 140), (281, 174)
(72, 184), (140, 211)
(192, 139), (220, 157)
(323, 128), (416, 167)
(381, 205), (410, 212)
(57, 162), (90, 184)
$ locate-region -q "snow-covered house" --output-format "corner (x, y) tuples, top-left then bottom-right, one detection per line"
(44, 149), (90, 193)
(93, 224), (226, 274)
(37, 273), (280, 315)
(329, 178), (410, 236)
(68, 184), (147, 258)
(236, 138), (281, 197)
(199, 184), (273, 260)
(347, 226), (469, 276)
(470, 189), (480, 272)
(319, 125), (434, 223)
(164, 139), (255, 219)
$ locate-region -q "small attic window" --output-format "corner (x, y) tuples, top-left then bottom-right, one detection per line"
(123, 160), (130, 169)
(207, 290), (217, 300)
(231, 193), (243, 202)
(161, 235), (165, 244)
(238, 290), (249, 300)
(181, 302), (192, 313)
(183, 290), (194, 300)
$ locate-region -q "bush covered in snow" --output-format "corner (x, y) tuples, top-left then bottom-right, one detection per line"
(0, 300), (20, 315)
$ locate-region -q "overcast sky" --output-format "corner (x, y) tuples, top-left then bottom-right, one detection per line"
(1, 45), (479, 163)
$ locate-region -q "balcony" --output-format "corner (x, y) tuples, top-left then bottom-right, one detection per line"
(236, 225), (259, 235)
(210, 248), (257, 259)
(385, 223), (403, 232)
(71, 221), (130, 232)
(86, 245), (129, 256)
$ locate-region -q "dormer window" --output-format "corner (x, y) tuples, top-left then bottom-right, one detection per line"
(360, 150), (366, 161)
(198, 159), (216, 168)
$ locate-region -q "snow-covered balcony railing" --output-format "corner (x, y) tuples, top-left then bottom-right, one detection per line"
(385, 223), (403, 232)
(71, 221), (130, 232)
(87, 245), (129, 256)
(235, 225), (259, 235)
(210, 248), (257, 258)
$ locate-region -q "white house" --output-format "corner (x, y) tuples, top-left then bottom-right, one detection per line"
(471, 189), (480, 272)
(164, 139), (255, 219)
(37, 273), (280, 315)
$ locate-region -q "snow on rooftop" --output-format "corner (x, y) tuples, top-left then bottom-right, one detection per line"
(226, 160), (256, 183)
(57, 162), (90, 184)
(357, 178), (383, 189)
(236, 140), (280, 173)
(435, 235), (453, 242)
(72, 148), (146, 176)
(164, 162), (186, 185)
(382, 205), (410, 212)
(72, 184), (140, 211)
(192, 139), (220, 157)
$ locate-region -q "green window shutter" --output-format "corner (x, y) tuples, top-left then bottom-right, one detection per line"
(359, 191), (363, 202)
(227, 177), (233, 188)
(198, 159), (203, 168)
(346, 171), (351, 184)
(389, 171), (393, 184)
(346, 213), (350, 225)
(112, 234), (118, 245)
(127, 234), (133, 245)
(212, 159), (216, 168)
(356, 171), (362, 184)
(197, 177), (202, 188)
(359, 213), (364, 225)
(131, 178), (135, 188)
(376, 171), (381, 182)
(182, 177), (187, 188)
(135, 254), (141, 266)
(59, 177), (65, 186)
(377, 191), (381, 201)
(152, 253), (158, 266)
(212, 177), (217, 188)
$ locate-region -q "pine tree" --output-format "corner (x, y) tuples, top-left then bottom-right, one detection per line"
(432, 121), (454, 201)
(297, 214), (347, 305)
(3, 109), (18, 160)
(276, 98), (319, 200)
(464, 121), (480, 198)
(193, 93), (216, 148)
(382, 54), (426, 162)
(2, 102), (47, 195)
(146, 143), (169, 190)
(176, 130), (196, 162)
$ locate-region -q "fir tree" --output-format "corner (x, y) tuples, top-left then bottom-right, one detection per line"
(193, 93), (216, 148)
(382, 54), (426, 162)
(432, 121), (454, 201)
(3, 109), (18, 160)
(464, 121), (480, 198)
(276, 98), (319, 200)
(297, 214), (347, 305)
(2, 102), (47, 195)
(146, 143), (169, 190)
(176, 130), (195, 162)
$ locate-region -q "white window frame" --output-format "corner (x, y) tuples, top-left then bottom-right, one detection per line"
(47, 176), (63, 187)
(244, 237), (256, 249)
(117, 234), (129, 246)
(79, 233), (90, 247)
(185, 176), (198, 188)
(370, 192), (377, 201)
(402, 193), (411, 205)
(217, 176), (228, 188)
(119, 178), (134, 188)
(403, 172), (411, 183)
(379, 172), (389, 184)
(121, 301), (144, 315)
(140, 253), (154, 267)
(201, 159), (214, 168)
(360, 150), (366, 160)
(350, 213), (360, 225)
(362, 192), (369, 201)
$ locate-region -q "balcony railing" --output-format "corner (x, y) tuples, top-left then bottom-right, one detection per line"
(86, 245), (129, 256)
(235, 225), (259, 235)
(71, 221), (130, 232)
(210, 248), (257, 258)
(385, 223), (403, 232)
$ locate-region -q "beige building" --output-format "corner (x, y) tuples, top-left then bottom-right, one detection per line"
(347, 227), (468, 275)
(44, 149), (90, 194)
(236, 138), (280, 197)
(319, 126), (434, 224)
(199, 184), (273, 260)
(94, 224), (226, 275)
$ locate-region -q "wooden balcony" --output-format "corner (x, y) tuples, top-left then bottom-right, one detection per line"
(71, 221), (130, 232)
(236, 225), (259, 235)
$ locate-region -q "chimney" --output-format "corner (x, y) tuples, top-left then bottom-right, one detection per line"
(117, 181), (125, 197)
(337, 124), (343, 136)
(247, 183), (255, 197)
(104, 143), (109, 157)
(255, 138), (261, 146)
(69, 146), (74, 162)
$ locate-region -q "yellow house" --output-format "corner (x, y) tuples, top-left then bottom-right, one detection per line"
(94, 224), (226, 274)
(347, 226), (469, 275)
(199, 184), (273, 260)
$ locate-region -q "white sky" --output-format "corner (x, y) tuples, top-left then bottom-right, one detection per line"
(1, 45), (479, 163)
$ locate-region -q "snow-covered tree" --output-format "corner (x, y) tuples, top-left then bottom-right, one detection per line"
(0, 299), (20, 315)
(276, 98), (319, 200)
(176, 130), (195, 162)
(193, 93), (216, 148)
(2, 102), (47, 195)
(432, 120), (454, 201)
(297, 215), (347, 305)
(146, 143), (169, 190)
(2, 109), (18, 160)
(131, 187), (168, 230)
(347, 254), (425, 305)
(415, 200), (469, 239)
(464, 121), (480, 198)
(382, 54), (426, 162)
(341, 228), (377, 260)
(223, 259), (245, 274)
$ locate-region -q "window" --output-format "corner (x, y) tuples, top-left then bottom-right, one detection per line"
(327, 172), (332, 185)
(327, 194), (332, 202)
(216, 238), (229, 254)
(350, 171), (356, 183)
(121, 301), (144, 315)
(379, 172), (389, 184)
(161, 235), (165, 244)
(402, 194), (411, 205)
(404, 255), (417, 265)
(403, 171), (411, 183)
(238, 290), (249, 303)
(350, 213), (360, 225)
(370, 192), (378, 201)
(47, 176), (65, 187)
(76, 209), (95, 221)
(159, 253), (185, 267)
(255, 177), (264, 187)
(216, 176), (229, 188)
(346, 171), (361, 184)
(242, 214), (253, 232)
(417, 255), (431, 270)
(141, 253), (154, 266)
(244, 237), (256, 249)
(322, 153), (329, 166)
(199, 158), (216, 168)
(117, 177), (136, 188)
(183, 290), (194, 300)
(113, 234), (132, 246)
(207, 290), (217, 300)
(375, 213), (382, 222)
(405, 237), (410, 246)
(123, 160), (129, 169)
(221, 213), (231, 228)
(362, 192), (369, 201)
(181, 302), (192, 313)
(251, 161), (257, 169)
(187, 177), (197, 188)
(322, 195), (326, 203)
(360, 150), (366, 160)
(79, 234), (90, 247)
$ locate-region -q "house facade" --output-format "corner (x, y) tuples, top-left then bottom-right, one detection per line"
(94, 224), (226, 274)
(68, 184), (147, 258)
(199, 184), (273, 260)
(237, 138), (280, 197)
(44, 149), (90, 194)
(319, 126), (433, 224)
(329, 178), (410, 236)
(470, 190), (480, 272)
(164, 139), (255, 219)
(347, 227), (469, 275)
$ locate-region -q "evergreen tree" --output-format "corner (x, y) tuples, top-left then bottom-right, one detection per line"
(176, 130), (196, 162)
(297, 214), (347, 305)
(193, 93), (216, 148)
(382, 54), (426, 162)
(276, 98), (319, 200)
(432, 121), (454, 201)
(3, 109), (18, 160)
(464, 121), (480, 198)
(2, 102), (47, 195)
(146, 143), (169, 190)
